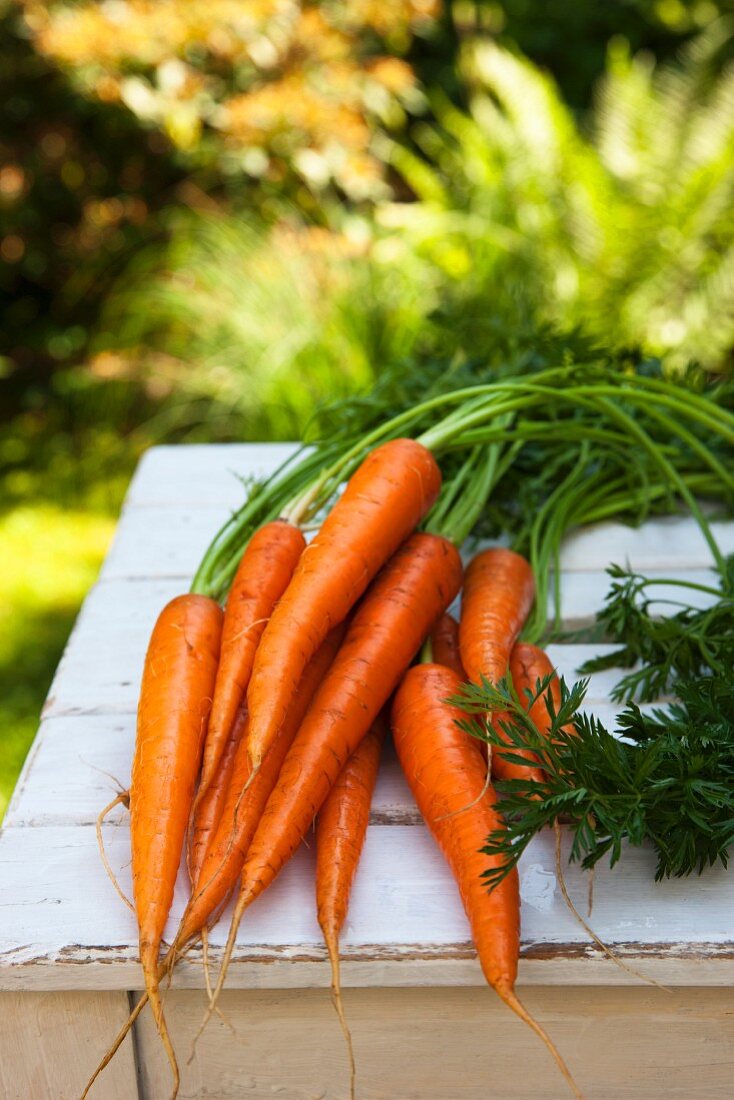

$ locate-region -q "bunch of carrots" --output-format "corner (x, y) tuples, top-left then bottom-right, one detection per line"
(86, 436), (593, 1099)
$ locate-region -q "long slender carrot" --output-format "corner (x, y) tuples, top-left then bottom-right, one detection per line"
(459, 547), (535, 686)
(246, 438), (442, 769)
(187, 702), (247, 886)
(429, 612), (466, 678)
(196, 520), (305, 802)
(83, 625), (347, 1100)
(131, 593), (222, 1095)
(316, 717), (386, 1100)
(176, 624), (346, 950)
(205, 532), (462, 1022)
(392, 663), (583, 1099)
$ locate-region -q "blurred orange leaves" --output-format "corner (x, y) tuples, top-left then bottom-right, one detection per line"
(22, 0), (441, 200)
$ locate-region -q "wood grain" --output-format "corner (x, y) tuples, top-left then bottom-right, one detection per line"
(1, 822), (732, 990)
(0, 990), (138, 1099)
(135, 985), (734, 1099)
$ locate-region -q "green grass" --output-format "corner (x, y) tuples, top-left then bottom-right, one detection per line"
(0, 504), (114, 820)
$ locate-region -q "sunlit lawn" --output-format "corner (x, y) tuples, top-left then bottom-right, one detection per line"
(0, 505), (114, 820)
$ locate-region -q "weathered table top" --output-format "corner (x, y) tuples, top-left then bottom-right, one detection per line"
(2, 443), (734, 993)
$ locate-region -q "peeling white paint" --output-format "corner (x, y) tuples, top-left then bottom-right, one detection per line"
(520, 864), (558, 912)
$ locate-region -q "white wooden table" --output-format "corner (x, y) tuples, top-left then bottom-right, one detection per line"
(2, 444), (734, 1100)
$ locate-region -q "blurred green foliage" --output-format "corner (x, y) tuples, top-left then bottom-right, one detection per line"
(390, 24), (734, 371)
(2, 0), (734, 816)
(461, 0), (734, 108)
(0, 506), (114, 819)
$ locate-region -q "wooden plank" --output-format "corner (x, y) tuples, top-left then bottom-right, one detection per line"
(100, 499), (733, 583)
(125, 442), (300, 508)
(1, 823), (732, 990)
(100, 503), (227, 581)
(135, 985), (734, 1100)
(42, 578), (182, 718)
(0, 990), (138, 1099)
(38, 570), (669, 719)
(123, 441), (734, 561)
(101, 503), (734, 583)
(7, 702), (664, 830)
(558, 514), (734, 571)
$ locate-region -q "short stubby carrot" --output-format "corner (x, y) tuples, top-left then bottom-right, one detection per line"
(245, 438), (442, 769)
(130, 593), (222, 1092)
(175, 625), (346, 950)
(491, 641), (578, 784)
(204, 532), (462, 1021)
(511, 642), (573, 740)
(392, 663), (583, 1099)
(459, 547), (535, 686)
(196, 520), (305, 802)
(490, 644), (552, 786)
(316, 717), (387, 1100)
(187, 702), (247, 887)
(430, 612), (466, 678)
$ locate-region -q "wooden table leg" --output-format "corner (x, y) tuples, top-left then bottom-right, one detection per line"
(0, 990), (139, 1100)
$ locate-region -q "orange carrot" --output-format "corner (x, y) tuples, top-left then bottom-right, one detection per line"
(206, 532), (462, 1020)
(492, 642), (578, 784)
(83, 625), (347, 1100)
(246, 439), (442, 769)
(511, 642), (572, 740)
(130, 593), (222, 1093)
(490, 645), (548, 786)
(175, 624), (346, 950)
(196, 520), (305, 802)
(392, 663), (582, 1099)
(429, 612), (466, 678)
(187, 702), (247, 887)
(316, 717), (386, 1100)
(459, 547), (535, 687)
(83, 631), (344, 1100)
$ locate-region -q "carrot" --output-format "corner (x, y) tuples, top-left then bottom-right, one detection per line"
(511, 642), (569, 739)
(205, 531), (462, 1021)
(316, 717), (386, 1100)
(245, 438), (442, 769)
(175, 624), (346, 951)
(490, 644), (553, 786)
(187, 701), (247, 887)
(459, 547), (535, 687)
(196, 520), (305, 802)
(429, 612), (466, 678)
(392, 663), (583, 1099)
(130, 593), (222, 1095)
(491, 642), (579, 784)
(82, 625), (347, 1100)
(505, 646), (664, 989)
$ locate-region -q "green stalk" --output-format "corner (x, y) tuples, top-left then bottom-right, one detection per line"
(190, 366), (732, 601)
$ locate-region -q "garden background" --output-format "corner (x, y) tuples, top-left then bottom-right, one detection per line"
(2, 0), (733, 819)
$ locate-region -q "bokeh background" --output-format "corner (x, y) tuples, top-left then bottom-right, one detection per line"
(2, 0), (734, 818)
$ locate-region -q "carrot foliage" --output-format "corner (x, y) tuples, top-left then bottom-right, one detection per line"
(191, 357), (734, 645)
(578, 556), (734, 702)
(452, 563), (734, 884)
